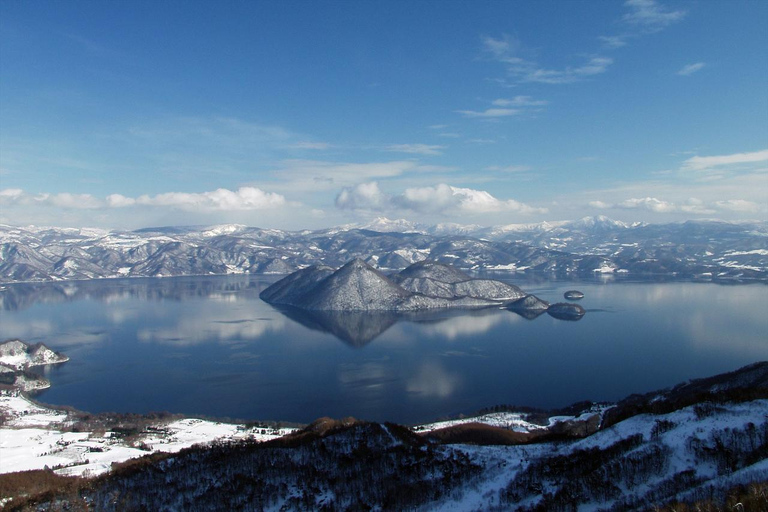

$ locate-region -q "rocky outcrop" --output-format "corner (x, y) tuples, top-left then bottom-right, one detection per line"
(0, 339), (68, 392)
(0, 339), (69, 370)
(507, 294), (550, 311)
(564, 290), (584, 300)
(547, 303), (586, 321)
(507, 294), (551, 319)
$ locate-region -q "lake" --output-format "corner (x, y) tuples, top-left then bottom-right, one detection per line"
(1, 275), (766, 425)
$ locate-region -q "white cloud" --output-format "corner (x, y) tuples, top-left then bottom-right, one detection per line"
(286, 141), (332, 150)
(48, 193), (104, 209)
(385, 143), (445, 156)
(562, 168), (767, 222)
(1, 187), (287, 212)
(714, 199), (762, 213)
(599, 35), (628, 49)
(456, 108), (520, 118)
(617, 197), (678, 213)
(136, 187), (286, 211)
(524, 57), (614, 84)
(335, 182), (388, 210)
(0, 190), (106, 210)
(335, 182), (546, 216)
(589, 196), (763, 216)
(623, 0), (686, 30)
(492, 96), (548, 107)
(681, 149), (768, 171)
(481, 35), (525, 65)
(483, 34), (613, 85)
(458, 95), (548, 120)
(0, 188), (24, 201)
(677, 62), (706, 76)
(106, 194), (136, 208)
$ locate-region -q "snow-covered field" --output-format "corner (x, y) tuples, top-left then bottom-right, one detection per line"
(414, 404), (613, 434)
(0, 392), (294, 477)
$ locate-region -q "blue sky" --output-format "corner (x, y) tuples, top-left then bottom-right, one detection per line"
(1, 0), (766, 229)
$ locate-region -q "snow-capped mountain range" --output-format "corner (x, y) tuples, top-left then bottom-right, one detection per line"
(1, 216), (766, 283)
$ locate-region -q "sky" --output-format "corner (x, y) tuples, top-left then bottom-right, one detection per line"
(1, 0), (767, 230)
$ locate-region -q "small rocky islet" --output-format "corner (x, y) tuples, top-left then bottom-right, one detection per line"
(564, 290), (585, 300)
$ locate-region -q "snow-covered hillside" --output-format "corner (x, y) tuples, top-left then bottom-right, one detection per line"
(2, 217), (766, 283)
(260, 259), (524, 311)
(0, 340), (69, 371)
(1, 362), (766, 510)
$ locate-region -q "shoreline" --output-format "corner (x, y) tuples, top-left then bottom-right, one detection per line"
(0, 385), (608, 478)
(5, 359), (767, 479)
(3, 266), (767, 288)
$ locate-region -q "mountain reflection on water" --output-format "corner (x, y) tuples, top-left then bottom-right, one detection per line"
(275, 306), (550, 347)
(3, 276), (582, 346)
(0, 276), (268, 312)
(276, 307), (399, 347)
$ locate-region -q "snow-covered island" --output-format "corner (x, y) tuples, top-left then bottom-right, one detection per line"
(0, 340), (70, 392)
(260, 259), (588, 326)
(259, 258), (527, 311)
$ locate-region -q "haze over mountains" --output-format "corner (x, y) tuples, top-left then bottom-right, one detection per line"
(1, 216), (766, 283)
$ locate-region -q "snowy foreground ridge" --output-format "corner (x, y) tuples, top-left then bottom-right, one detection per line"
(1, 362), (767, 510)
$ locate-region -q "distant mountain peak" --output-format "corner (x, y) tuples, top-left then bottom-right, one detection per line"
(340, 257), (371, 270)
(567, 215), (630, 230)
(359, 217), (421, 233)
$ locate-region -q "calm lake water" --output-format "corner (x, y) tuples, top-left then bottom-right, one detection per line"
(2, 275), (766, 425)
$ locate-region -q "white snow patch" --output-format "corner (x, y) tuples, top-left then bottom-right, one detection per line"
(723, 249), (768, 256)
(0, 392), (295, 477)
(484, 263), (519, 271)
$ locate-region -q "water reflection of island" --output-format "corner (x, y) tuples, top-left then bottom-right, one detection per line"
(260, 259), (588, 345)
(273, 305), (582, 347)
(276, 306), (400, 347)
(0, 276), (271, 312)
